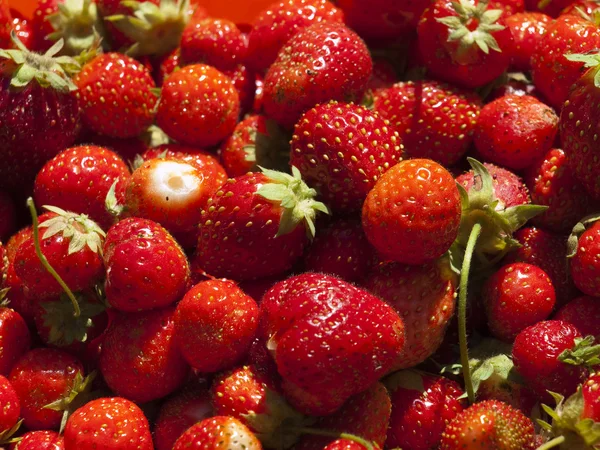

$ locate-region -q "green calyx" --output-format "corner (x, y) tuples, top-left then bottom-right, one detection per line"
(40, 205), (106, 255)
(0, 419), (23, 445)
(243, 120), (291, 172)
(565, 53), (600, 88)
(558, 335), (600, 368)
(106, 0), (189, 56)
(567, 213), (600, 258)
(436, 0), (505, 61)
(256, 166), (330, 239)
(0, 33), (79, 92)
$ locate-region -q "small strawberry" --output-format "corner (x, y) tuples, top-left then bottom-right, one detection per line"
(0, 298), (31, 376)
(263, 22), (373, 129)
(156, 64), (240, 148)
(554, 296), (600, 342)
(474, 94), (559, 170)
(505, 12), (552, 71)
(141, 144), (228, 177)
(174, 279), (259, 373)
(195, 168), (328, 281)
(440, 400), (536, 449)
(385, 370), (467, 450)
(372, 80), (481, 167)
(10, 430), (64, 450)
(0, 375), (20, 437)
(74, 53), (157, 138)
(173, 416), (262, 450)
(64, 397), (153, 450)
(362, 158), (461, 265)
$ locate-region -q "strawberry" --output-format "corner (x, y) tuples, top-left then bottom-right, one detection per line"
(0, 0), (10, 48)
(525, 148), (593, 233)
(34, 146), (131, 230)
(505, 12), (552, 71)
(174, 279), (259, 372)
(554, 296), (600, 342)
(246, 0), (344, 74)
(483, 262), (556, 342)
(64, 397), (153, 450)
(363, 259), (457, 369)
(474, 94), (559, 170)
(96, 0), (145, 50)
(583, 373), (600, 421)
(74, 53), (157, 139)
(195, 168), (328, 281)
(103, 218), (190, 312)
(82, 132), (149, 162)
(10, 11), (35, 50)
(0, 38), (80, 191)
(9, 348), (83, 430)
(440, 400), (535, 449)
(0, 300), (31, 376)
(0, 191), (16, 242)
(259, 273), (405, 415)
(323, 440), (381, 450)
(263, 22), (373, 129)
(10, 430), (64, 450)
(372, 80), (481, 166)
(417, 0), (513, 89)
(362, 158), (461, 265)
(385, 370), (467, 450)
(569, 220), (600, 297)
(0, 375), (19, 436)
(172, 416), (262, 450)
(531, 15), (600, 109)
(156, 64), (240, 148)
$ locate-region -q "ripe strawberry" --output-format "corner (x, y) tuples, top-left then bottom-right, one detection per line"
(0, 0), (10, 48)
(246, 0), (343, 73)
(554, 296), (600, 342)
(0, 38), (80, 191)
(569, 220), (600, 297)
(74, 53), (156, 138)
(9, 348), (83, 430)
(173, 416), (262, 450)
(560, 0), (600, 16)
(505, 12), (552, 71)
(10, 430), (64, 450)
(0, 375), (19, 435)
(385, 371), (467, 450)
(417, 0), (513, 89)
(362, 159), (461, 265)
(263, 22), (373, 129)
(103, 218), (190, 312)
(440, 400), (535, 449)
(323, 440), (381, 450)
(223, 64), (256, 116)
(195, 168), (328, 281)
(583, 373), (600, 421)
(34, 146), (130, 230)
(174, 279), (259, 372)
(157, 64), (240, 148)
(14, 206), (105, 300)
(474, 94), (559, 170)
(155, 47), (179, 86)
(0, 300), (31, 376)
(372, 80), (481, 167)
(363, 259), (457, 368)
(64, 397), (153, 450)
(141, 144), (228, 178)
(260, 273), (405, 415)
(531, 14), (600, 109)
(483, 262), (556, 342)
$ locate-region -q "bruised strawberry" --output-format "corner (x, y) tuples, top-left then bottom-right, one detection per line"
(172, 416), (262, 450)
(554, 296), (600, 342)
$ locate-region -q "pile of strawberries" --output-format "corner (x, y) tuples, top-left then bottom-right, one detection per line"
(1, 0), (600, 448)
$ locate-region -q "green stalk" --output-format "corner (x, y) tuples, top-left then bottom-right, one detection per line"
(535, 436), (565, 450)
(459, 222), (482, 404)
(27, 198), (81, 317)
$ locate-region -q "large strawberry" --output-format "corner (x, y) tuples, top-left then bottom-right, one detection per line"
(291, 101), (402, 213)
(173, 416), (262, 450)
(263, 22), (373, 129)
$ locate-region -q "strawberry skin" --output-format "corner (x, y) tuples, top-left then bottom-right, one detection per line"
(172, 416), (262, 450)
(570, 221), (600, 297)
(291, 101), (402, 213)
(362, 159), (461, 265)
(263, 22), (373, 129)
(505, 12), (552, 71)
(583, 373), (600, 421)
(554, 296), (600, 342)
(0, 0), (11, 47)
(11, 430), (65, 449)
(0, 305), (31, 376)
(0, 374), (19, 434)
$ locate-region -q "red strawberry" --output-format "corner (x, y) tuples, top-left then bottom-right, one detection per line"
(157, 64), (240, 148)
(74, 53), (157, 138)
(96, 0), (145, 50)
(483, 262), (556, 342)
(362, 159), (461, 265)
(583, 373), (600, 421)
(263, 22), (373, 129)
(531, 14), (600, 109)
(561, 0), (600, 16)
(440, 400), (535, 449)
(195, 168), (328, 281)
(291, 101), (401, 212)
(385, 371), (467, 450)
(505, 12), (552, 71)
(323, 440), (381, 450)
(100, 307), (189, 403)
(474, 94), (558, 170)
(417, 0), (513, 89)
(0, 300), (31, 376)
(223, 64), (256, 116)
(0, 0), (11, 48)
(155, 48), (179, 86)
(64, 397), (153, 450)
(173, 416), (262, 450)
(10, 430), (64, 450)
(569, 220), (600, 297)
(103, 218), (190, 312)
(372, 80), (481, 167)
(260, 273), (405, 415)
(525, 148), (593, 233)
(34, 145), (131, 230)
(174, 279), (259, 372)
(246, 0), (343, 74)
(9, 348), (83, 430)
(554, 296), (600, 342)
(10, 11), (35, 50)
(0, 375), (19, 435)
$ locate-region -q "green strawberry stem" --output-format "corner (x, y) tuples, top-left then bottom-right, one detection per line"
(289, 427), (375, 450)
(536, 436), (566, 450)
(458, 222), (482, 404)
(26, 197), (81, 318)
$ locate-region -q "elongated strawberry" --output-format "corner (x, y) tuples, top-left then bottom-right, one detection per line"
(554, 296), (600, 342)
(11, 430), (64, 449)
(0, 299), (31, 376)
(173, 416), (262, 449)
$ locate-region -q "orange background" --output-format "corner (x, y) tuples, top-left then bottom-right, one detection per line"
(10, 0), (272, 23)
